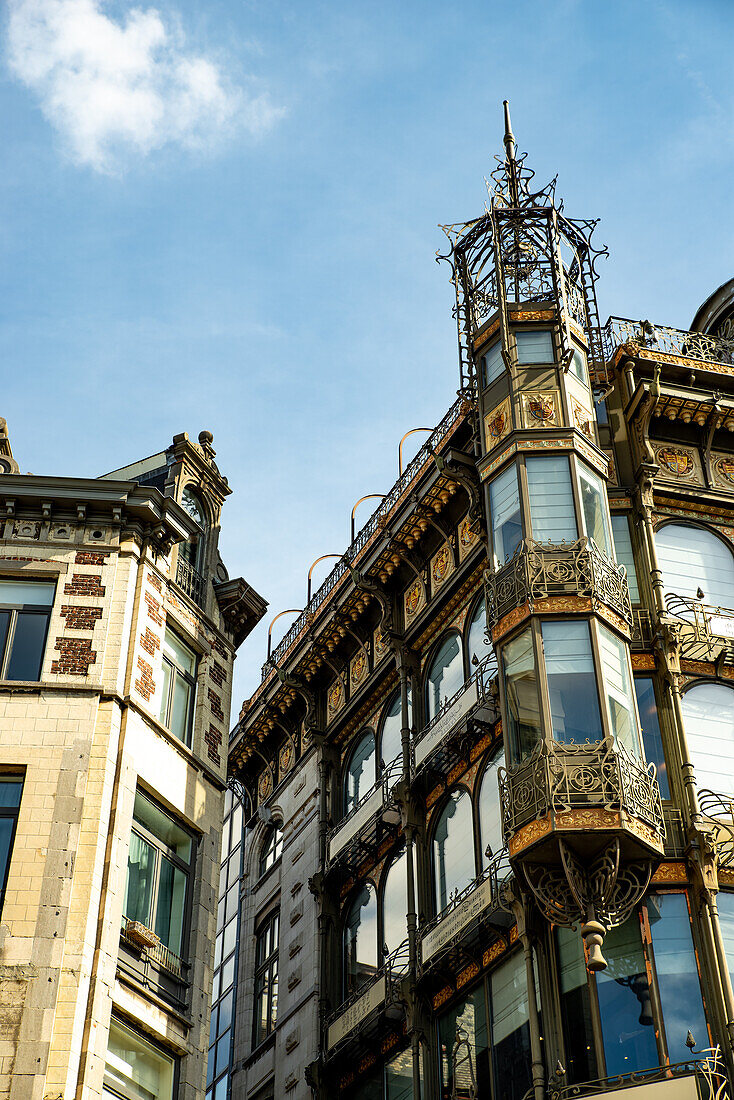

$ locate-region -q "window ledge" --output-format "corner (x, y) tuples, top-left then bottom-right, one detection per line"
(0, 679), (105, 694)
(244, 1031), (277, 1068)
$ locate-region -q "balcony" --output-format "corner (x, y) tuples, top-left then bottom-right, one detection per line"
(419, 854), (513, 977)
(412, 654), (499, 779)
(119, 917), (189, 1011)
(176, 557), (205, 607)
(500, 739), (665, 856)
(665, 594), (734, 666)
(326, 756), (402, 873)
(325, 939), (409, 1058)
(605, 316), (734, 370)
(548, 1050), (728, 1100)
(485, 538), (633, 635)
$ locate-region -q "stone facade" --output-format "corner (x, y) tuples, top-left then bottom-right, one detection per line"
(0, 422), (265, 1100)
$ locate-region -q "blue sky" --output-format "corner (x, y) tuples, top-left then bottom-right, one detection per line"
(1, 0), (733, 708)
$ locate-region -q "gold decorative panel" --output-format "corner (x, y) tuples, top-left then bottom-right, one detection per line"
(484, 398), (511, 450)
(374, 626), (390, 664)
(711, 451), (734, 491)
(404, 578), (426, 623)
(350, 648), (368, 693)
(458, 516), (478, 561)
(327, 676), (345, 721)
(570, 396), (594, 439)
(653, 444), (700, 484)
(521, 390), (559, 430)
(431, 543), (454, 593)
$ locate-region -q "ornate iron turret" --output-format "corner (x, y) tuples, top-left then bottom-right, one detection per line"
(439, 103), (665, 969)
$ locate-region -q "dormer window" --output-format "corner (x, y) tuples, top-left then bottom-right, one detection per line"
(180, 487), (206, 571)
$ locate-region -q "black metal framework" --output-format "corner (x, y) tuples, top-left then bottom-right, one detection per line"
(605, 315), (734, 368)
(412, 653), (498, 779)
(0, 578), (55, 681)
(665, 593), (734, 665)
(324, 937), (410, 1061)
(253, 909), (279, 1047)
(485, 537), (633, 630)
(175, 556), (206, 607)
(325, 755), (402, 877)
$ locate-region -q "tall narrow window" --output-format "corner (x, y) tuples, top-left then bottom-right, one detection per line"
(634, 678), (669, 798)
(258, 824), (282, 877)
(467, 596), (492, 668)
(158, 628), (197, 745)
(382, 848), (408, 958)
(490, 952), (532, 1100)
(104, 1017), (175, 1100)
(578, 464), (613, 558)
(599, 625), (639, 755)
(344, 730), (376, 816)
(344, 883), (378, 995)
(179, 487), (206, 570)
(681, 682), (734, 796)
(570, 348), (589, 387)
(425, 634), (464, 723)
(656, 523), (734, 609)
(542, 621), (603, 744)
(478, 750), (505, 867)
(0, 774), (23, 914)
(647, 893), (708, 1063)
(526, 456), (577, 544)
(515, 330), (554, 364)
(438, 988), (490, 1099)
(595, 915), (657, 1076)
(503, 629), (542, 762)
(0, 579), (55, 681)
(490, 465), (522, 566)
(611, 514), (640, 603)
(433, 789), (475, 913)
(380, 689), (411, 775)
(556, 928), (599, 1085)
(254, 911), (279, 1045)
(483, 341), (504, 386)
(123, 789), (193, 960)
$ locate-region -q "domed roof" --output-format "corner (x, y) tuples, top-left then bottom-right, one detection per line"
(691, 277), (734, 336)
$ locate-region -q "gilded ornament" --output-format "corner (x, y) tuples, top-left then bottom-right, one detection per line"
(257, 769), (272, 802)
(657, 447), (694, 477)
(431, 544), (453, 588)
(405, 579), (424, 619)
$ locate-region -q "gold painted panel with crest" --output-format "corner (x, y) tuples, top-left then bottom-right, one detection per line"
(430, 543), (454, 593)
(483, 397), (511, 451)
(521, 391), (560, 430)
(653, 444), (701, 484)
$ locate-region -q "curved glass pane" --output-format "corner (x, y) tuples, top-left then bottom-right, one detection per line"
(344, 883), (378, 994)
(467, 597), (492, 668)
(647, 892), (708, 1064)
(380, 690), (409, 774)
(526, 456), (577, 544)
(656, 523), (734, 609)
(344, 731), (376, 816)
(479, 750), (505, 867)
(682, 682), (734, 795)
(542, 621), (603, 744)
(433, 789), (475, 913)
(490, 465), (522, 567)
(426, 634), (464, 723)
(503, 628), (542, 763)
(578, 463), (613, 558)
(382, 848), (408, 958)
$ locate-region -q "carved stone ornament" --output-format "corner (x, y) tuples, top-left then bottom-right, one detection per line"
(327, 676), (345, 720)
(458, 516), (478, 561)
(373, 626), (390, 664)
(279, 740), (294, 778)
(404, 578), (426, 622)
(711, 452), (734, 489)
(571, 396), (593, 439)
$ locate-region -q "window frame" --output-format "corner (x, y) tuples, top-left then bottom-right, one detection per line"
(377, 690), (404, 777)
(423, 630), (465, 726)
(104, 1015), (178, 1100)
(343, 727), (377, 818)
(158, 625), (198, 746)
(179, 485), (208, 572)
(0, 578), (55, 682)
(258, 822), (283, 879)
(123, 788), (196, 962)
(655, 520), (734, 610)
(342, 880), (379, 998)
(515, 328), (555, 365)
(431, 784), (477, 916)
(0, 772), (24, 914)
(253, 907), (280, 1048)
(464, 592), (494, 678)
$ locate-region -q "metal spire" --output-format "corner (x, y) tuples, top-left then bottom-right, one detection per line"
(502, 99), (520, 206)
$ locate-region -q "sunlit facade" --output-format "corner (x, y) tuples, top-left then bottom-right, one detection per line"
(222, 109), (734, 1100)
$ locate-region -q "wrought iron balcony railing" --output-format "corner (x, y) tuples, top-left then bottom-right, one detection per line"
(499, 739), (665, 840)
(485, 538), (633, 631)
(665, 594), (734, 664)
(547, 1048), (729, 1100)
(412, 654), (498, 776)
(630, 608), (654, 650)
(176, 558), (205, 607)
(698, 789), (734, 870)
(325, 938), (410, 1055)
(326, 755), (402, 868)
(605, 315), (734, 368)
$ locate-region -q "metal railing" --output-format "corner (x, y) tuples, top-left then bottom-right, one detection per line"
(485, 537), (633, 630)
(548, 1048), (729, 1100)
(324, 937), (410, 1055)
(413, 653), (498, 774)
(120, 917), (188, 982)
(326, 754), (403, 867)
(499, 739), (665, 839)
(665, 594), (734, 663)
(630, 607), (654, 649)
(176, 558), (205, 607)
(260, 397), (467, 680)
(698, 789), (734, 870)
(605, 316), (734, 368)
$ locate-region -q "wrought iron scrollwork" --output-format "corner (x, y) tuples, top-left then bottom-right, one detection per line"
(606, 316), (734, 367)
(699, 789), (734, 870)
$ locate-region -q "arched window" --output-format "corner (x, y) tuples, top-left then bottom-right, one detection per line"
(180, 487), (206, 570)
(258, 823), (283, 877)
(343, 882), (378, 995)
(656, 523), (734, 609)
(382, 848), (408, 958)
(426, 633), (464, 723)
(379, 688), (412, 775)
(478, 750), (505, 868)
(682, 682), (734, 796)
(344, 730), (376, 816)
(433, 789), (475, 913)
(467, 596), (493, 669)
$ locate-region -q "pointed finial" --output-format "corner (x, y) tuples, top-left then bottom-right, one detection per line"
(502, 100), (520, 205)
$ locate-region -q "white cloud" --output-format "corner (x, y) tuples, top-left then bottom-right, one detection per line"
(6, 0), (282, 173)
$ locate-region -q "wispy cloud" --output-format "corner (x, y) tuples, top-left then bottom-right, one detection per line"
(6, 0), (283, 173)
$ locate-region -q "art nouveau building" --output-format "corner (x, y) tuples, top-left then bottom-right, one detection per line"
(0, 423), (265, 1099)
(224, 109), (734, 1100)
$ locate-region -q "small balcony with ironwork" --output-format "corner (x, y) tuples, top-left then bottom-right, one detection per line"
(176, 556), (206, 608)
(605, 316), (734, 376)
(323, 939), (410, 1063)
(325, 756), (403, 879)
(418, 852), (513, 985)
(118, 916), (190, 1013)
(664, 593), (734, 667)
(485, 537), (633, 640)
(411, 654), (499, 783)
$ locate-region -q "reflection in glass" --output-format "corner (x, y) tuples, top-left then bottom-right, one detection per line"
(491, 952), (532, 1100)
(344, 883), (378, 994)
(648, 893), (708, 1063)
(681, 683), (734, 796)
(490, 465), (522, 566)
(6, 613), (49, 681)
(467, 597), (492, 667)
(515, 330), (554, 363)
(556, 928), (598, 1084)
(503, 629), (542, 762)
(656, 523), (734, 609)
(634, 679), (669, 798)
(433, 790), (475, 913)
(611, 515), (640, 603)
(596, 916), (657, 1076)
(599, 625), (638, 754)
(438, 988), (490, 1099)
(542, 621), (603, 744)
(124, 832), (155, 926)
(155, 856), (186, 954)
(383, 848), (408, 957)
(345, 731), (376, 815)
(579, 463), (613, 558)
(426, 634), (464, 723)
(717, 891), (734, 993)
(380, 689), (411, 773)
(526, 456), (577, 544)
(385, 1046), (415, 1100)
(478, 751), (505, 866)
